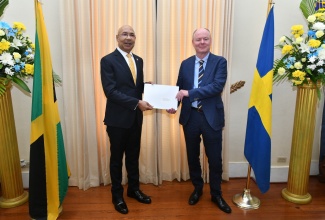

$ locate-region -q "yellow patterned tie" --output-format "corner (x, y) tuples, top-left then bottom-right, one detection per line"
(126, 53), (136, 84)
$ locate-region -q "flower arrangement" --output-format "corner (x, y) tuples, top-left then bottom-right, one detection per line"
(0, 21), (35, 95)
(273, 8), (325, 89)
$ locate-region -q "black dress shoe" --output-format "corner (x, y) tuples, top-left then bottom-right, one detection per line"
(211, 195), (232, 213)
(112, 197), (128, 214)
(188, 190), (202, 205)
(127, 190), (152, 204)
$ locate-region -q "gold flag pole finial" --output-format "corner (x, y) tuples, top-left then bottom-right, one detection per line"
(267, 0), (274, 15)
(232, 0), (273, 210)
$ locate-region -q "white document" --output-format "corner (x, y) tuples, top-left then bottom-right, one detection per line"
(143, 84), (179, 110)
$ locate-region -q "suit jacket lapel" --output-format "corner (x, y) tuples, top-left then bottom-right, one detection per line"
(203, 54), (216, 83)
(114, 49), (136, 84)
(188, 56), (196, 83)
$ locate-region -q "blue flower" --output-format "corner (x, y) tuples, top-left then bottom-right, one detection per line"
(308, 30), (316, 39)
(0, 21), (11, 29)
(7, 28), (17, 37)
(14, 65), (21, 72)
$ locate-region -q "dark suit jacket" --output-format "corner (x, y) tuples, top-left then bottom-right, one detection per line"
(100, 49), (144, 128)
(177, 53), (227, 131)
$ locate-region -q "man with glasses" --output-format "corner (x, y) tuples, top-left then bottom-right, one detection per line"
(100, 25), (153, 215)
(167, 28), (231, 214)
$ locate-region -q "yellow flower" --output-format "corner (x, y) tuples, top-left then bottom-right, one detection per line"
(292, 79), (303, 85)
(299, 76), (305, 81)
(308, 39), (321, 48)
(292, 70), (306, 78)
(315, 12), (325, 21)
(24, 64), (34, 75)
(291, 25), (304, 38)
(0, 39), (10, 51)
(13, 22), (26, 35)
(282, 45), (293, 54)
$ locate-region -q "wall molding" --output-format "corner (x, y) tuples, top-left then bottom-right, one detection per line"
(229, 161), (319, 182)
(21, 161), (320, 188)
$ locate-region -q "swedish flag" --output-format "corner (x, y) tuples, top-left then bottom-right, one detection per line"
(316, 0), (325, 11)
(244, 7), (274, 193)
(29, 1), (70, 219)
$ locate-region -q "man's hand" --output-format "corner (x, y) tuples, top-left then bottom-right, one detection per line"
(138, 100), (153, 111)
(176, 90), (189, 102)
(166, 108), (177, 114)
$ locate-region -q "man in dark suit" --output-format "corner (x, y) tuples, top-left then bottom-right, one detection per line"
(100, 25), (153, 215)
(167, 28), (231, 214)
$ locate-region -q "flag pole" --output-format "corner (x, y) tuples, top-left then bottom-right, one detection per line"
(232, 165), (260, 209)
(232, 0), (274, 210)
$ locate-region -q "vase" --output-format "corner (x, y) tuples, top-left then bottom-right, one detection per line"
(281, 80), (320, 204)
(0, 83), (28, 208)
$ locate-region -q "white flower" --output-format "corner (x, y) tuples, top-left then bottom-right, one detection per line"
(0, 52), (14, 66)
(0, 30), (5, 36)
(4, 67), (13, 76)
(278, 67), (286, 75)
(295, 37), (304, 44)
(307, 64), (317, 70)
(299, 42), (310, 53)
(309, 56), (317, 63)
(13, 52), (21, 61)
(307, 15), (317, 23)
(317, 60), (325, 66)
(313, 22), (325, 31)
(316, 30), (325, 38)
(11, 38), (23, 49)
(27, 54), (34, 60)
(279, 36), (286, 43)
(294, 62), (303, 69)
(318, 48), (325, 60)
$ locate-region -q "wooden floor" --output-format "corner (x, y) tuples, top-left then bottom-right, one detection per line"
(1, 176), (325, 220)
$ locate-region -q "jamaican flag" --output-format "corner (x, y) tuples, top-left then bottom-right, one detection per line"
(29, 1), (70, 219)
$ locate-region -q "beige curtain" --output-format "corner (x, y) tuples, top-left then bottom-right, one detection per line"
(156, 0), (233, 183)
(59, 0), (233, 189)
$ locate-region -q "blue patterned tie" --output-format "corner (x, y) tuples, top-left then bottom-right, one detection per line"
(197, 60), (204, 110)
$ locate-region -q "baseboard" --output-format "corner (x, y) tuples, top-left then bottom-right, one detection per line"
(21, 165), (29, 189)
(229, 160), (320, 182)
(20, 160), (320, 188)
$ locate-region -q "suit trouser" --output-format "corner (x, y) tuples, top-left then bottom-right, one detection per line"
(183, 109), (223, 196)
(106, 119), (142, 198)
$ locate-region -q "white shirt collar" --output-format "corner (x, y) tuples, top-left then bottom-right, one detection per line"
(117, 47), (133, 57)
(195, 53), (210, 63)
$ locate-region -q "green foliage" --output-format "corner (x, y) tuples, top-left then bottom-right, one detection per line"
(300, 0), (316, 18)
(0, 0), (8, 17)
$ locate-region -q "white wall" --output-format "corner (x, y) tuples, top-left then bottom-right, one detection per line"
(3, 0), (323, 181)
(2, 0), (64, 163)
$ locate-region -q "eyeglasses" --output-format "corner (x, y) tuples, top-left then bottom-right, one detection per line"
(119, 32), (136, 39)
